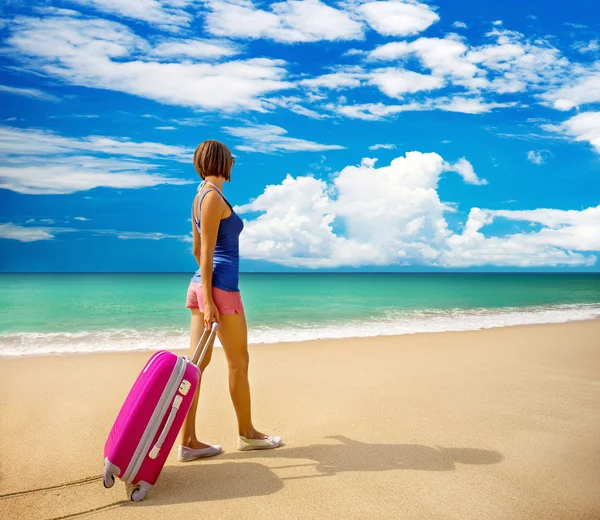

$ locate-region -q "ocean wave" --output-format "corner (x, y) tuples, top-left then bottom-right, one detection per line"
(1, 303), (599, 357)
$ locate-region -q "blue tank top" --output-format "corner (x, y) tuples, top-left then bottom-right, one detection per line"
(191, 182), (244, 292)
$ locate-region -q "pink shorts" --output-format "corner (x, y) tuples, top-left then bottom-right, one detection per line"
(186, 282), (244, 315)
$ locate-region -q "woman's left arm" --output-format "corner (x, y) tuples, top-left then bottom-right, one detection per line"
(191, 196), (201, 266)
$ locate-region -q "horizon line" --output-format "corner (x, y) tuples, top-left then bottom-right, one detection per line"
(1, 271), (599, 275)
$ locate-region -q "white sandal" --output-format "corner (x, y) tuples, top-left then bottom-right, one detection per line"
(178, 444), (223, 462)
(237, 435), (283, 451)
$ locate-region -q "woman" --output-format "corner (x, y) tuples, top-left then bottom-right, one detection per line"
(178, 140), (282, 462)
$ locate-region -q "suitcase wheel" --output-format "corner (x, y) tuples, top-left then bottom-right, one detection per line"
(130, 487), (147, 502)
(102, 474), (115, 489)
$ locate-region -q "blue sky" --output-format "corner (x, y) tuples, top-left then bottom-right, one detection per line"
(0, 0), (599, 272)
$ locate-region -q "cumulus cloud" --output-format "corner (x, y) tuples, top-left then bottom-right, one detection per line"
(66, 0), (194, 31)
(2, 6), (588, 123)
(223, 124), (345, 153)
(0, 126), (192, 194)
(543, 69), (600, 111)
(368, 30), (570, 95)
(203, 0), (439, 42)
(543, 112), (600, 153)
(573, 40), (599, 54)
(356, 0), (439, 37)
(291, 28), (570, 121)
(235, 152), (598, 268)
(368, 68), (444, 98)
(205, 0), (364, 43)
(527, 150), (548, 164)
(452, 21), (468, 29)
(445, 158), (488, 185)
(444, 207), (599, 267)
(7, 15), (292, 112)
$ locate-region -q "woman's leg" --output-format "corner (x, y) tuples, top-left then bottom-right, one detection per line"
(217, 312), (268, 439)
(180, 308), (213, 449)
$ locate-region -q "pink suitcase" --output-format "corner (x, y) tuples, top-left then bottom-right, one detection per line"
(103, 323), (217, 501)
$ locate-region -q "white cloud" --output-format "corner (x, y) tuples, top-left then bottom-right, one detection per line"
(368, 31), (569, 96)
(543, 111), (600, 153)
(155, 126), (177, 130)
(0, 223), (192, 243)
(369, 36), (482, 88)
(452, 21), (468, 29)
(357, 1), (439, 37)
(300, 70), (366, 90)
(434, 96), (517, 114)
(444, 158), (487, 185)
(0, 85), (60, 102)
(74, 217), (88, 221)
(369, 143), (396, 150)
(95, 229), (191, 242)
(328, 96), (515, 120)
(205, 0), (363, 43)
(66, 0), (194, 31)
(469, 29), (570, 93)
(223, 124), (345, 153)
(368, 68), (444, 98)
(327, 101), (423, 120)
(0, 159), (190, 195)
(443, 207), (599, 267)
(543, 69), (600, 111)
(7, 15), (292, 112)
(204, 0), (440, 43)
(0, 126), (190, 161)
(0, 223), (69, 242)
(152, 39), (239, 60)
(264, 96), (331, 119)
(0, 126), (192, 194)
(572, 40), (599, 54)
(527, 150), (548, 165)
(235, 152), (599, 268)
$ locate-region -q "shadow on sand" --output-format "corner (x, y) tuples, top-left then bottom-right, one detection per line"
(146, 435), (502, 505)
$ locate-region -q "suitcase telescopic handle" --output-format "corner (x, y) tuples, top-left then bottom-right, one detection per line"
(191, 322), (218, 368)
(148, 323), (218, 460)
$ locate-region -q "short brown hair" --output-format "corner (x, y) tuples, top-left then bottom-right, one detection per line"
(193, 140), (234, 180)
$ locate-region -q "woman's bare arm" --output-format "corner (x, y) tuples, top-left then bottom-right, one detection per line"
(199, 191), (225, 306)
(191, 197), (202, 267)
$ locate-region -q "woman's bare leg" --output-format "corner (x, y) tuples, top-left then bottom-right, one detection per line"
(180, 308), (214, 449)
(218, 312), (269, 439)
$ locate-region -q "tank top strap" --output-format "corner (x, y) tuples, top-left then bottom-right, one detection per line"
(193, 188), (217, 228)
(203, 181), (233, 210)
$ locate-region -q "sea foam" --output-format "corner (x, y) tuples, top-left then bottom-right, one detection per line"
(1, 303), (599, 357)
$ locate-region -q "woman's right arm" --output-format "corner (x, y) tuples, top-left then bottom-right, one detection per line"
(199, 191), (224, 328)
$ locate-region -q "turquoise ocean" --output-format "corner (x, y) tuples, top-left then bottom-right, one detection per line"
(1, 273), (599, 356)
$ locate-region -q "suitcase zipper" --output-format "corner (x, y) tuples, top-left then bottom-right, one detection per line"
(122, 356), (187, 483)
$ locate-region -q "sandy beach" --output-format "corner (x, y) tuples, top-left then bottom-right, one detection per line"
(1, 320), (599, 520)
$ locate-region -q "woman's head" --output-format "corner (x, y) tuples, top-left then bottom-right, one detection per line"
(193, 140), (235, 181)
